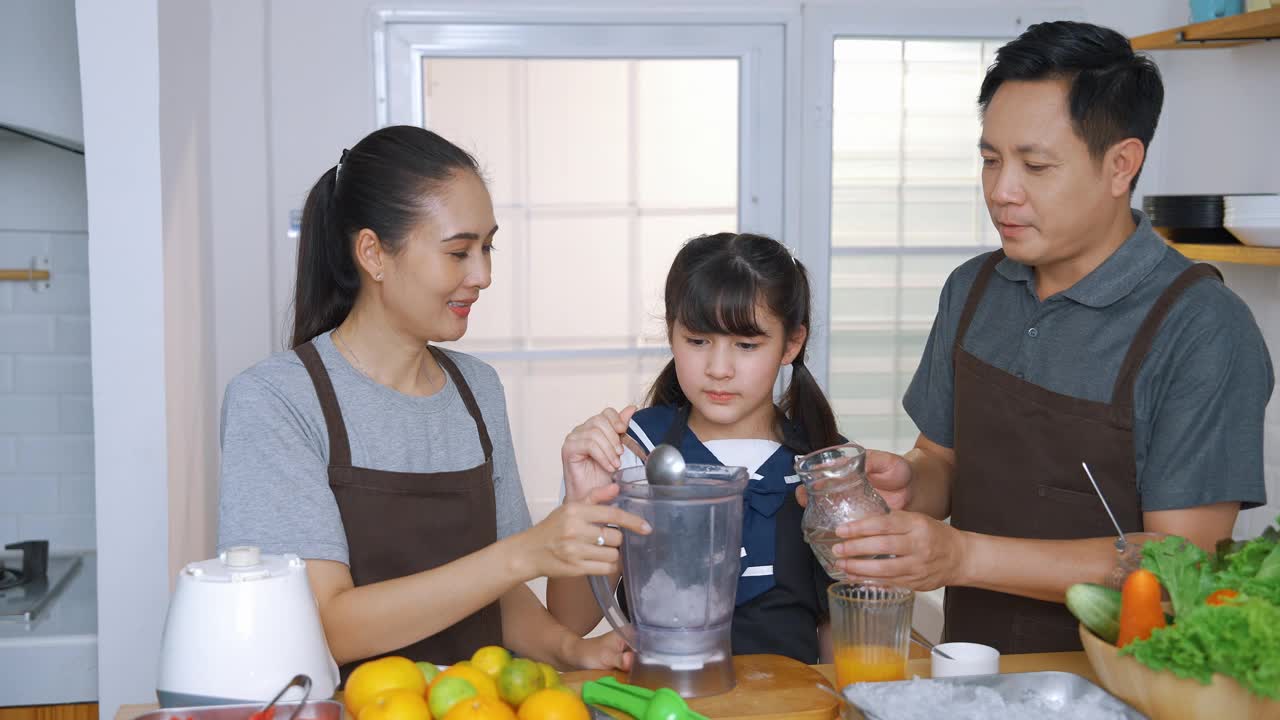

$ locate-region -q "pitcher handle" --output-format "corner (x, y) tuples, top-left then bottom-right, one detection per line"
(588, 573), (637, 649)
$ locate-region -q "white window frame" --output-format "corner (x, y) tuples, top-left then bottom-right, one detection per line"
(796, 5), (1083, 389)
(373, 6), (803, 271)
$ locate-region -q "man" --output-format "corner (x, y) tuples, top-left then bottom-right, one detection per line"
(820, 21), (1272, 653)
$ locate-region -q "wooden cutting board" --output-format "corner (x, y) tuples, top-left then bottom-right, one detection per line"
(563, 654), (838, 720)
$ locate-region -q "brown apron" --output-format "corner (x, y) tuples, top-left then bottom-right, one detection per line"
(943, 251), (1221, 654)
(296, 341), (503, 676)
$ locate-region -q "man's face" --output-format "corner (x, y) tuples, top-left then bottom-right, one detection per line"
(979, 78), (1115, 268)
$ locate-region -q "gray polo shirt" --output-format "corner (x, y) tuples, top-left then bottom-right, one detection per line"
(904, 211), (1272, 511)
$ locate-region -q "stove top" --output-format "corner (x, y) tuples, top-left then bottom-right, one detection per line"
(0, 541), (82, 623)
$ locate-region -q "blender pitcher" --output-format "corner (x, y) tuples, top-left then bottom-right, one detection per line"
(588, 464), (748, 698)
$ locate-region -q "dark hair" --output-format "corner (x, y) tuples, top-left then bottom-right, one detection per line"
(290, 125), (481, 348)
(645, 233), (841, 452)
(978, 20), (1163, 191)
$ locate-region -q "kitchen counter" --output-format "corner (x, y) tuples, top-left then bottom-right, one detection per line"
(0, 551), (98, 707)
(113, 651), (1098, 720)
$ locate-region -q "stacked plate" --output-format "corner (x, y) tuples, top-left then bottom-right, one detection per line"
(1142, 194), (1236, 244)
(1225, 194), (1280, 248)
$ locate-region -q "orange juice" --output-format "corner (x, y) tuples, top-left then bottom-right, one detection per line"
(835, 644), (907, 686)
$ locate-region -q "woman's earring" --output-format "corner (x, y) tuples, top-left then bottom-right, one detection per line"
(375, 273), (383, 281)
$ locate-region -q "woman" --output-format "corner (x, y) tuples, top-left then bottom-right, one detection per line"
(216, 125), (648, 673)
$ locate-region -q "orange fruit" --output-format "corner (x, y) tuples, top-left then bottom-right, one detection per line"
(442, 696), (517, 720)
(497, 658), (544, 707)
(515, 689), (588, 720)
(470, 646), (512, 678)
(432, 664), (499, 700)
(358, 689), (432, 720)
(346, 657), (430, 717)
(428, 677), (477, 719)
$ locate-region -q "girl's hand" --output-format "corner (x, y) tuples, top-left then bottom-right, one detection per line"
(560, 629), (633, 672)
(515, 484), (651, 580)
(562, 405), (637, 502)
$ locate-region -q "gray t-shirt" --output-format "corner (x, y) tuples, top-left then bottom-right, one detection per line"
(903, 211), (1272, 512)
(217, 332), (533, 564)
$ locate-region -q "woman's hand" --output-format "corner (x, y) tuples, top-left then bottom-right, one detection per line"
(562, 405), (636, 503)
(514, 484), (651, 580)
(560, 630), (633, 672)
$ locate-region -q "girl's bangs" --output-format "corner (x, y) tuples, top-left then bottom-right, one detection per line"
(673, 263), (767, 338)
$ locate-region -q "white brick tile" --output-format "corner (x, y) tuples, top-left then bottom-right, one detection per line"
(15, 355), (91, 393)
(17, 513), (95, 551)
(58, 395), (93, 433)
(48, 233), (89, 274)
(0, 316), (55, 353)
(0, 437), (14, 472)
(13, 273), (89, 314)
(0, 394), (60, 432)
(0, 357), (12, 392)
(0, 514), (16, 542)
(0, 234), (50, 266)
(0, 475), (60, 513)
(17, 435), (93, 473)
(54, 316), (91, 353)
(59, 474), (94, 514)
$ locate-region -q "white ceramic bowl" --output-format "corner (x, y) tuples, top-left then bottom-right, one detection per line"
(1226, 224), (1280, 248)
(930, 642), (1000, 678)
(1224, 194), (1280, 215)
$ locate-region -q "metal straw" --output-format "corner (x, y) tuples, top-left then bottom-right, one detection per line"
(1081, 462), (1127, 552)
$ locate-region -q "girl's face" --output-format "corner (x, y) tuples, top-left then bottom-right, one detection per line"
(671, 303), (805, 438)
(374, 171), (498, 343)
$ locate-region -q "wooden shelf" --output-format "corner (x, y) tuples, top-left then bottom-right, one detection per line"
(1132, 6), (1280, 49)
(1167, 241), (1280, 266)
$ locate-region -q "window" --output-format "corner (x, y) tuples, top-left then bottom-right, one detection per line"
(827, 38), (1006, 452)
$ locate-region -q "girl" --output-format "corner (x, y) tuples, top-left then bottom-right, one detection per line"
(216, 125), (648, 674)
(548, 232), (844, 663)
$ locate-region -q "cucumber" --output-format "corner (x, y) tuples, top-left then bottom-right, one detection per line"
(1066, 583), (1122, 645)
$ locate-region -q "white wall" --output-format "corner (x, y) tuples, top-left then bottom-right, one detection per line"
(0, 0), (84, 146)
(76, 0), (170, 716)
(0, 133), (94, 552)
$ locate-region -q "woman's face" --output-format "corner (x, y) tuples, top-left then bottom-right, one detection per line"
(380, 171), (498, 343)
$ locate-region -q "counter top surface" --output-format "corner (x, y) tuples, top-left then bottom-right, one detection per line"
(114, 651), (1098, 720)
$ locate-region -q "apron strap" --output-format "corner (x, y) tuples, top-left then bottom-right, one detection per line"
(296, 341), (353, 467)
(953, 250), (1006, 355)
(428, 346), (494, 459)
(1110, 263), (1223, 408)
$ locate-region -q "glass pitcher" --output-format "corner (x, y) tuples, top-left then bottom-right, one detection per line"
(795, 442), (891, 581)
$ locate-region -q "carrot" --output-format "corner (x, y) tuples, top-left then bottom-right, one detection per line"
(1117, 568), (1167, 647)
(1206, 588), (1239, 606)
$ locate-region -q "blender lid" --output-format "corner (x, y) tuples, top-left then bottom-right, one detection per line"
(182, 546), (304, 583)
(616, 463), (749, 499)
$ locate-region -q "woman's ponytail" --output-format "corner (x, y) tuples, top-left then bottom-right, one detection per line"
(290, 166), (359, 348)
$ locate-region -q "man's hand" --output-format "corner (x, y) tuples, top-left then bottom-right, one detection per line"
(796, 449), (914, 511)
(831, 510), (969, 592)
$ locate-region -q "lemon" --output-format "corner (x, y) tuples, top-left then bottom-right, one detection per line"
(535, 663), (560, 689)
(470, 646), (513, 678)
(416, 661), (441, 686)
(497, 658), (545, 707)
(429, 676), (477, 719)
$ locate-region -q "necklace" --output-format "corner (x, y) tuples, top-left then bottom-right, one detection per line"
(333, 329), (372, 379)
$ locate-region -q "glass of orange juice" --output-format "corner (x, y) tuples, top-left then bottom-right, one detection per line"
(829, 582), (913, 688)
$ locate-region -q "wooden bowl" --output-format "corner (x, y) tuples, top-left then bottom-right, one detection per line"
(1078, 624), (1280, 720)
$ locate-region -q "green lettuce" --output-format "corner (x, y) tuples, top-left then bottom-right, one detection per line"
(1140, 535), (1214, 617)
(1121, 598), (1280, 699)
